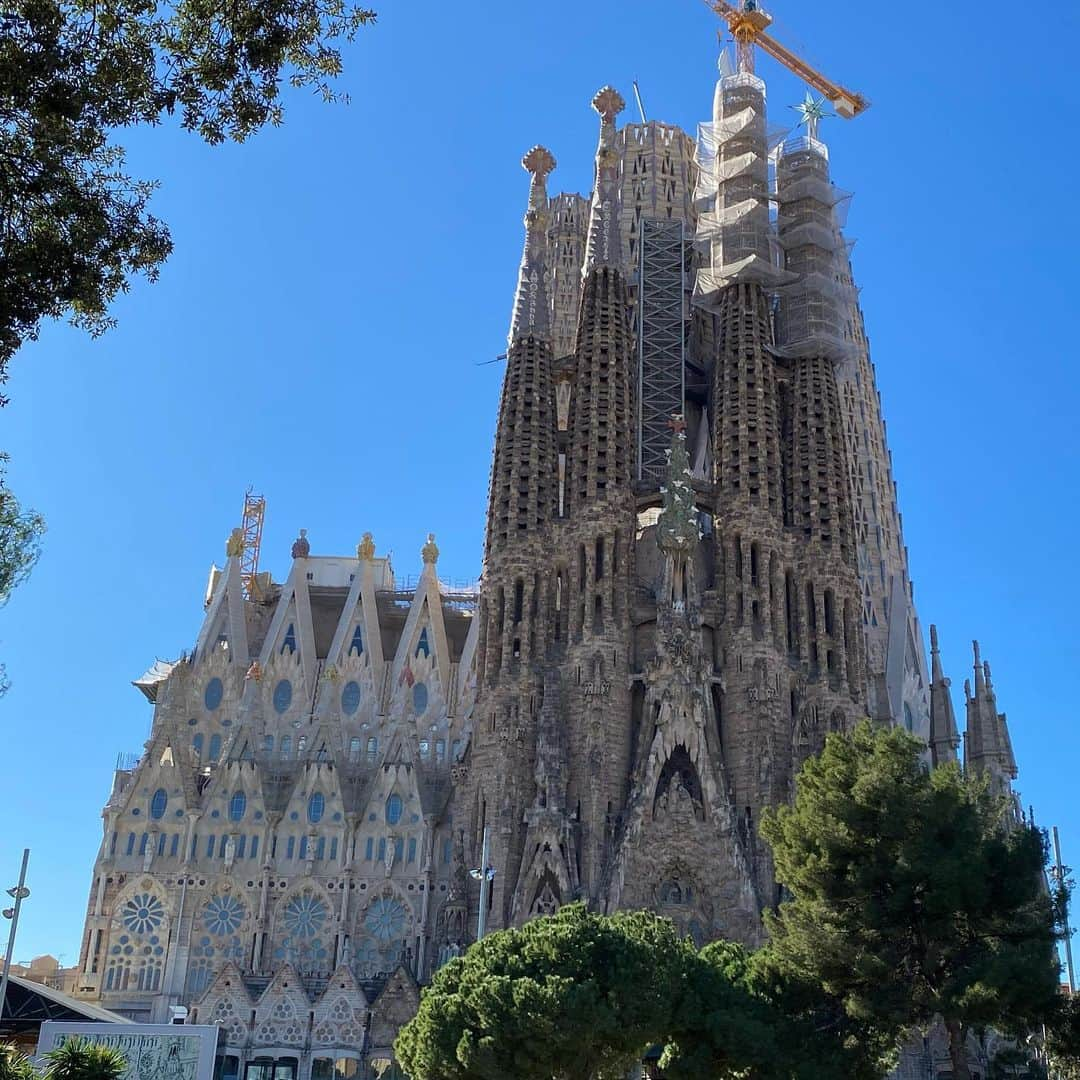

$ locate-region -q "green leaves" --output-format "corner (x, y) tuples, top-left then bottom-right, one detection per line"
(41, 1039), (127, 1080)
(0, 0), (376, 389)
(761, 721), (1063, 1071)
(394, 905), (865, 1080)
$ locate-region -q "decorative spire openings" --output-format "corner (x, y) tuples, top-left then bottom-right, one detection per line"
(584, 87), (626, 273)
(509, 146), (556, 345)
(486, 149), (559, 560)
(568, 88), (636, 513)
(964, 640), (1018, 794)
(928, 625), (961, 768)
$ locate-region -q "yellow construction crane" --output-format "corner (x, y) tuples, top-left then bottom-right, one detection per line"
(709, 0), (869, 119)
(239, 488), (266, 600)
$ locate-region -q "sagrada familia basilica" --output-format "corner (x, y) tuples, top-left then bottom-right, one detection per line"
(71, 23), (1021, 1080)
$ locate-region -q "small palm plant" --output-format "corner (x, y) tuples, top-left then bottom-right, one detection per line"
(42, 1040), (127, 1080)
(0, 1044), (36, 1080)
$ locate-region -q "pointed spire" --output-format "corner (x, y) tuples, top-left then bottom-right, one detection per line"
(583, 87), (626, 273)
(964, 639), (1018, 790)
(509, 146), (556, 344)
(928, 624), (960, 769)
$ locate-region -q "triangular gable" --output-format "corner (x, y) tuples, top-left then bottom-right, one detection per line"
(252, 963), (312, 1048)
(390, 563), (450, 711)
(259, 561), (317, 688)
(192, 962), (251, 1045)
(325, 555), (386, 671)
(367, 966), (420, 1052)
(195, 556), (250, 667)
(311, 964), (368, 1047)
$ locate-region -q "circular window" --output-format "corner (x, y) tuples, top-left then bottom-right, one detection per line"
(203, 895), (245, 936)
(365, 896), (407, 942)
(412, 682), (428, 715)
(308, 792), (325, 824)
(229, 791), (247, 822)
(282, 893), (327, 938)
(204, 677), (224, 711)
(150, 789), (168, 820)
(385, 794), (403, 826)
(341, 681), (362, 716)
(273, 679), (293, 714)
(122, 893), (164, 936)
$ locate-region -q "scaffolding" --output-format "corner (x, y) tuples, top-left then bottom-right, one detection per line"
(637, 217), (686, 484)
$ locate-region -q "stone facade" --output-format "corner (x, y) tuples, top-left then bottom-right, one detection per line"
(74, 53), (1023, 1080)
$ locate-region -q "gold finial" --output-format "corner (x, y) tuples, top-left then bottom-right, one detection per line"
(226, 528), (245, 559)
(357, 532), (376, 561)
(245, 661), (263, 682)
(323, 663), (340, 683)
(422, 533), (440, 565)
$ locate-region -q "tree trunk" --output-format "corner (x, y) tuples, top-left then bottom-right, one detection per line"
(946, 1018), (972, 1080)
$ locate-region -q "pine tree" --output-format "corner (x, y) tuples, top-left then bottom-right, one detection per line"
(760, 721), (1063, 1080)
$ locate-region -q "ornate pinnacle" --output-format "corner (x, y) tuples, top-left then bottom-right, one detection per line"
(291, 529), (310, 559)
(422, 533), (440, 565)
(245, 661), (263, 682)
(592, 86), (626, 123)
(226, 528), (245, 559)
(357, 532), (375, 561)
(509, 146), (555, 343)
(522, 145), (556, 181)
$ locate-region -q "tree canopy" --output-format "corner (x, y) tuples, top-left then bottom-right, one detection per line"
(760, 721), (1063, 1080)
(394, 904), (879, 1080)
(0, 0), (375, 389)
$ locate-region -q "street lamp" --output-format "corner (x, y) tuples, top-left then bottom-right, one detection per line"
(0, 849), (30, 1022)
(468, 828), (495, 941)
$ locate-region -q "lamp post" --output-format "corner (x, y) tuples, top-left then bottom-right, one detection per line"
(0, 849), (31, 1022)
(469, 828), (495, 942)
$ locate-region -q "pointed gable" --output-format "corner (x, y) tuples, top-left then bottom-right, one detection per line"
(390, 542), (451, 716)
(195, 551), (250, 667)
(192, 962), (252, 1047)
(367, 967), (420, 1053)
(259, 556), (317, 689)
(311, 964), (368, 1047)
(252, 964), (312, 1048)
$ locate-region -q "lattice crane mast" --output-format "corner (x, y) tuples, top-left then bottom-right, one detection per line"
(239, 488), (265, 600)
(709, 0), (869, 118)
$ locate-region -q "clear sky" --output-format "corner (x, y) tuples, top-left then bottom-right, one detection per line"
(2, 0), (1078, 967)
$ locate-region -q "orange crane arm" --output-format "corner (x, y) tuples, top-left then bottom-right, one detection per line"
(709, 0), (869, 118)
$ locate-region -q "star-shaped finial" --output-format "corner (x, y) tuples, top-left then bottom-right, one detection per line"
(791, 91), (833, 141)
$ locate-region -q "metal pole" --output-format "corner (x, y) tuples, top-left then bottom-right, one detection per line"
(476, 827), (491, 942)
(0, 849), (30, 1021)
(1053, 826), (1075, 993)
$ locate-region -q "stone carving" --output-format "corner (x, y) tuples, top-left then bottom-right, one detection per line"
(291, 529), (310, 559)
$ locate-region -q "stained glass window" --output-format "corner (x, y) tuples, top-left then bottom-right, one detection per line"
(412, 682), (428, 715)
(273, 679), (293, 714)
(122, 892), (164, 936)
(385, 794), (403, 826)
(150, 789), (168, 820)
(204, 894), (245, 936)
(229, 791), (247, 821)
(282, 893), (327, 938)
(341, 681), (362, 716)
(308, 792), (325, 823)
(365, 896), (406, 942)
(209, 734), (222, 761)
(204, 677), (224, 711)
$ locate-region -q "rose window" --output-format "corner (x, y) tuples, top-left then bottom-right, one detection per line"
(204, 894), (245, 936)
(365, 896), (406, 942)
(282, 893), (327, 938)
(122, 893), (164, 936)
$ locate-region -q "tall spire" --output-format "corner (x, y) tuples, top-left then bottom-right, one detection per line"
(928, 625), (960, 768)
(964, 639), (1018, 793)
(509, 146), (556, 344)
(583, 87), (625, 272)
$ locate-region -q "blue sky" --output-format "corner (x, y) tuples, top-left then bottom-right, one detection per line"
(2, 0), (1078, 966)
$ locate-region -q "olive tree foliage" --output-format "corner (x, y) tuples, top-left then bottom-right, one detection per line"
(761, 721), (1064, 1080)
(0, 452), (45, 693)
(0, 0), (375, 389)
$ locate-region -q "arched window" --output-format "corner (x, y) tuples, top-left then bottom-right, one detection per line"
(281, 735), (293, 756)
(193, 733), (204, 758)
(348, 625), (364, 657)
(208, 734), (222, 761)
(229, 791), (247, 821)
(349, 737), (361, 760)
(150, 789), (168, 820)
(386, 794), (403, 826)
(308, 792), (325, 824)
